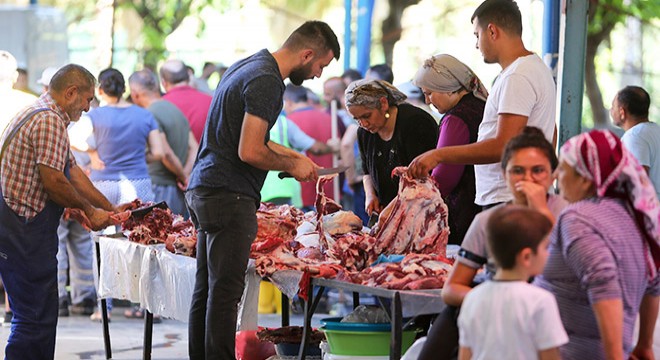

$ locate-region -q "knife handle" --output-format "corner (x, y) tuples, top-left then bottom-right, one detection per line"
(278, 172), (293, 179)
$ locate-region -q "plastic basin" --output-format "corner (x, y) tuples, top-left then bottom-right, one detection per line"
(320, 317), (392, 332)
(275, 342), (321, 357)
(321, 328), (418, 356)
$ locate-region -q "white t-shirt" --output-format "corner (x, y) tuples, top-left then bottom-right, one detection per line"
(475, 54), (556, 206)
(458, 281), (568, 360)
(622, 121), (660, 199)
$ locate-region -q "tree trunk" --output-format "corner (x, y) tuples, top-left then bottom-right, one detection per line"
(381, 0), (420, 67)
(584, 35), (609, 128)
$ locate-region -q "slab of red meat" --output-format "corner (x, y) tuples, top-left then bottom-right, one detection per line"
(251, 204), (303, 257)
(349, 253), (453, 290)
(373, 167), (450, 257)
(112, 199), (198, 256)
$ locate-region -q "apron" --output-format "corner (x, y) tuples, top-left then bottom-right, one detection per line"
(0, 108), (68, 359)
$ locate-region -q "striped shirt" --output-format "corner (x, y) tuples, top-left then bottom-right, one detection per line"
(0, 93), (76, 218)
(534, 197), (660, 360)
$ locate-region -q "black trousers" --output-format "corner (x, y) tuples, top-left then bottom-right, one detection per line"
(186, 188), (258, 360)
(418, 305), (461, 360)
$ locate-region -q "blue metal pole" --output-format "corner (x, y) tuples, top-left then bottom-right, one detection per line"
(344, 0), (352, 71)
(557, 0), (589, 147)
(542, 0), (560, 80)
(356, 0), (374, 75)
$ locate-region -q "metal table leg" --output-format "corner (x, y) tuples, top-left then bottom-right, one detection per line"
(282, 293), (289, 327)
(143, 310), (153, 360)
(390, 292), (402, 360)
(96, 241), (112, 359)
(299, 285), (326, 360)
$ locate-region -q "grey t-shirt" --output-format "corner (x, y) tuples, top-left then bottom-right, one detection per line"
(457, 195), (568, 277)
(147, 99), (190, 186)
(188, 49), (284, 200)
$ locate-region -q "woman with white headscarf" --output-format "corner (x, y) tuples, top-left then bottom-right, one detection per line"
(344, 79), (438, 215)
(412, 54), (488, 245)
(534, 129), (660, 360)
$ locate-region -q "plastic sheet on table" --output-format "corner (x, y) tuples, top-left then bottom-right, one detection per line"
(269, 270), (304, 299)
(140, 244), (196, 322)
(97, 236), (147, 302)
(237, 260), (261, 331)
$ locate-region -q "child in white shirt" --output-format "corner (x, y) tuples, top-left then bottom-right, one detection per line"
(457, 205), (568, 360)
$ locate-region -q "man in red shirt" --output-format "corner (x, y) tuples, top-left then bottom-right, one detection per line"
(160, 59), (212, 142)
(283, 84), (336, 210)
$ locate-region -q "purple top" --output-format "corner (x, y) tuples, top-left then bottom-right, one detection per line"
(431, 115), (470, 195)
(534, 197), (660, 360)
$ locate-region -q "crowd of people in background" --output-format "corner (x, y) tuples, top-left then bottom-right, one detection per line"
(0, 0), (659, 359)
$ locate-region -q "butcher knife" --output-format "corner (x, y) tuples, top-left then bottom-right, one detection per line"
(277, 165), (349, 179)
(367, 212), (379, 228)
(130, 201), (169, 219)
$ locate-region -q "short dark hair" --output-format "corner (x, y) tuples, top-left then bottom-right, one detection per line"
(501, 126), (558, 172)
(50, 64), (96, 93)
(283, 83), (308, 103)
(98, 68), (126, 98)
(283, 21), (341, 61)
(471, 0), (523, 36)
(128, 69), (160, 94)
(367, 64), (394, 84)
(486, 205), (552, 270)
(617, 86), (650, 119)
(159, 60), (189, 85)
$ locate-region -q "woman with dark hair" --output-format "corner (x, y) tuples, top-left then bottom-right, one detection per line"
(344, 79), (438, 215)
(418, 126), (567, 360)
(412, 53), (488, 245)
(74, 68), (164, 321)
(534, 129), (660, 359)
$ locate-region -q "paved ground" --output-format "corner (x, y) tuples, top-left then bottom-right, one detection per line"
(0, 308), (328, 360)
(0, 306), (658, 359)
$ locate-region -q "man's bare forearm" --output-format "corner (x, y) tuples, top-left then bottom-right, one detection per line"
(39, 165), (95, 214)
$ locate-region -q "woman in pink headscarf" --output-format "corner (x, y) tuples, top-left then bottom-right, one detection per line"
(534, 129), (660, 360)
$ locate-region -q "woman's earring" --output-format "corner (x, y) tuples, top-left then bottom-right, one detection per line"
(384, 111), (390, 119)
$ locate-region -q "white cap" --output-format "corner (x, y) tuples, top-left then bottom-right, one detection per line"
(0, 50), (18, 83)
(37, 66), (59, 86)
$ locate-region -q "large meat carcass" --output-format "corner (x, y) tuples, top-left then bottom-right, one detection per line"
(373, 167), (450, 257)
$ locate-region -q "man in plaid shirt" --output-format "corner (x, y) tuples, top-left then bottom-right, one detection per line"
(0, 64), (118, 359)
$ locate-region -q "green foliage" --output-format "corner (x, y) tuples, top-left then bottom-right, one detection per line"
(118, 0), (231, 68)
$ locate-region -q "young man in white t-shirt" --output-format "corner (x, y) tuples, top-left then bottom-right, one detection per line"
(408, 0), (556, 208)
(458, 205), (567, 360)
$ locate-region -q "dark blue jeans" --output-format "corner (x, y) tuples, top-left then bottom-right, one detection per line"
(0, 191), (61, 360)
(186, 187), (257, 360)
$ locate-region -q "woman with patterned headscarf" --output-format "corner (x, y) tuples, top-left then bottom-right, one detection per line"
(412, 53), (488, 245)
(534, 129), (660, 360)
(344, 79), (438, 215)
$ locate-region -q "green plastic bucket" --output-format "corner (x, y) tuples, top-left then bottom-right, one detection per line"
(322, 328), (418, 356)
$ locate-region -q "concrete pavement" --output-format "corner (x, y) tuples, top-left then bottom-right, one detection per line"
(0, 308), (328, 360)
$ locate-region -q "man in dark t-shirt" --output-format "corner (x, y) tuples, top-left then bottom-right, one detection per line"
(185, 21), (340, 360)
